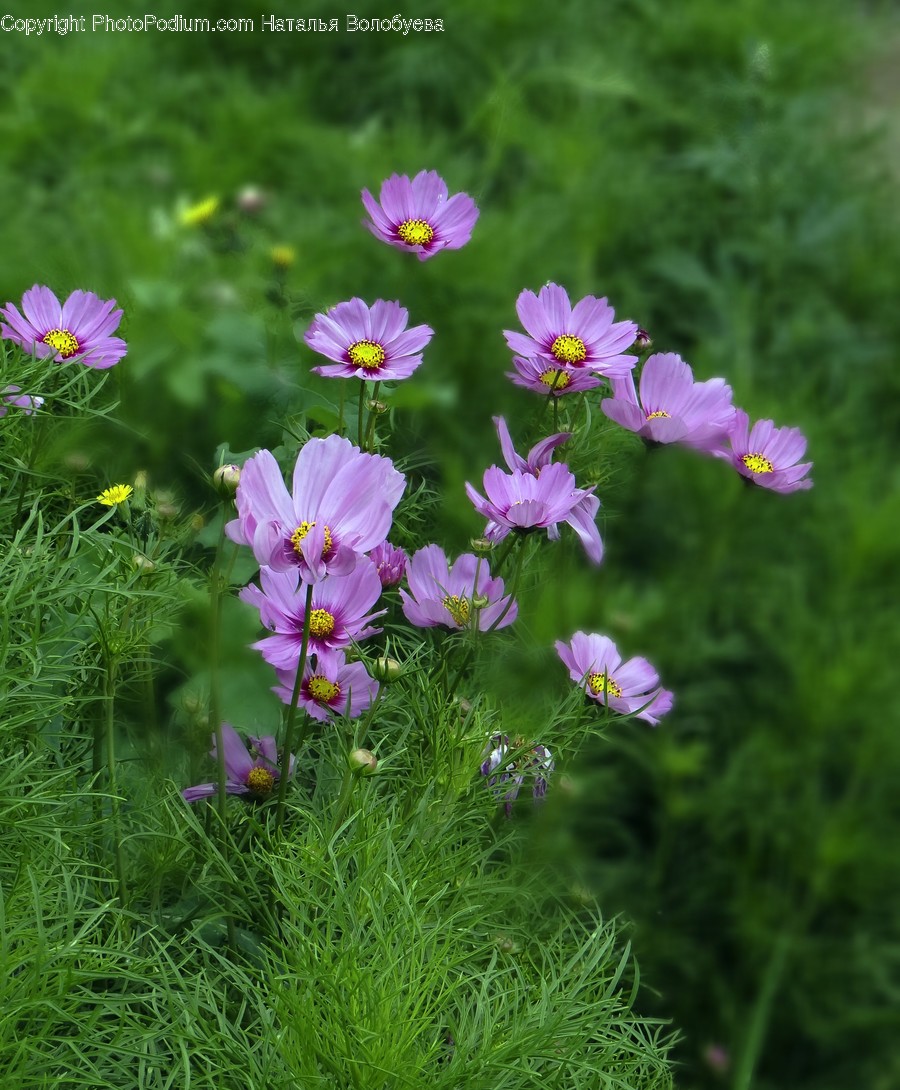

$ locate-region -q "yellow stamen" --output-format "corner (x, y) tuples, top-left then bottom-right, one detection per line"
(270, 244), (296, 267)
(347, 339), (386, 372)
(97, 484), (134, 507)
(43, 328), (80, 358)
(443, 595), (470, 627)
(246, 767), (275, 797)
(588, 672), (622, 699)
(646, 410), (670, 420)
(308, 675), (340, 703)
(291, 521), (334, 558)
(742, 453), (774, 474)
(550, 334), (587, 365)
(308, 608), (336, 640)
(397, 218), (434, 246)
(539, 369), (571, 390)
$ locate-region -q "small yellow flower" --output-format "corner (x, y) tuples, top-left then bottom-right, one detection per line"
(179, 196), (219, 227)
(97, 484), (134, 507)
(270, 244), (296, 268)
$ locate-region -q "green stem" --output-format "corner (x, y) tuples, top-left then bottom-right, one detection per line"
(364, 381), (382, 451)
(274, 582), (314, 834)
(338, 383), (345, 437)
(105, 661), (129, 907)
(209, 516), (228, 827)
(486, 535), (526, 632)
(357, 380), (365, 448)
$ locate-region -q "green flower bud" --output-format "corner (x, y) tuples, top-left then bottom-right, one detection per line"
(213, 463), (241, 497)
(371, 657), (402, 683)
(349, 748), (378, 775)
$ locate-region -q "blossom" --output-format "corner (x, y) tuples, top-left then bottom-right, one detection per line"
(240, 558), (385, 669)
(555, 632), (673, 726)
(503, 283), (637, 378)
(399, 544), (517, 631)
(369, 540), (407, 587)
(361, 170), (479, 260)
(507, 354), (603, 398)
(179, 195), (219, 227)
(719, 410), (813, 493)
(273, 649), (378, 722)
(0, 385), (43, 417)
(97, 484), (133, 506)
(480, 733), (554, 815)
(304, 298), (433, 381)
(2, 285), (126, 371)
(226, 435), (405, 583)
(600, 352), (735, 450)
(270, 244), (296, 268)
(182, 724), (294, 802)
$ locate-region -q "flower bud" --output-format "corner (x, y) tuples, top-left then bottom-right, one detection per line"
(132, 553), (155, 574)
(472, 593), (489, 609)
(349, 748), (378, 775)
(236, 185), (266, 214)
(634, 328), (652, 352)
(366, 399), (388, 414)
(213, 463), (241, 497)
(371, 657), (402, 683)
(270, 244), (296, 268)
(470, 537), (493, 555)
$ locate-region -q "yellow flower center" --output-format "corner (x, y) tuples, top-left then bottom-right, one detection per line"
(539, 369), (571, 390)
(246, 767), (274, 797)
(179, 195), (219, 227)
(646, 410), (670, 420)
(550, 334), (587, 365)
(308, 608), (336, 640)
(347, 339), (386, 372)
(291, 521), (334, 557)
(43, 328), (80, 358)
(97, 484), (134, 507)
(443, 595), (470, 626)
(742, 453), (774, 474)
(308, 675), (341, 703)
(397, 218), (434, 246)
(588, 672), (622, 698)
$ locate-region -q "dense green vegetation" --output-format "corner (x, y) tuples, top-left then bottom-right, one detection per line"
(2, 2), (898, 1087)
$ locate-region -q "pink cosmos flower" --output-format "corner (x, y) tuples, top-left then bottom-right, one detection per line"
(361, 170), (479, 260)
(718, 410), (813, 493)
(503, 284), (638, 378)
(240, 558), (385, 670)
(182, 724), (295, 802)
(555, 632), (673, 726)
(304, 298), (433, 381)
(1, 285), (126, 370)
(273, 649), (378, 722)
(399, 544), (517, 631)
(368, 540), (407, 587)
(507, 354), (603, 398)
(0, 385), (44, 417)
(226, 435), (405, 583)
(480, 733), (554, 815)
(601, 352), (736, 450)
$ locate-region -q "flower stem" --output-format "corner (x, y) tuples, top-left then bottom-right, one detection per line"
(338, 382), (345, 437)
(274, 581), (314, 834)
(364, 381), (382, 451)
(357, 380), (365, 448)
(105, 661), (129, 907)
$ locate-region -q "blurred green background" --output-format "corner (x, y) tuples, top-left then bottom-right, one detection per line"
(2, 1), (899, 1087)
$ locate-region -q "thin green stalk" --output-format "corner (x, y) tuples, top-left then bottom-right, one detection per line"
(486, 535), (527, 632)
(364, 381), (382, 451)
(105, 661), (129, 907)
(357, 380), (365, 448)
(274, 582), (314, 833)
(338, 382), (345, 437)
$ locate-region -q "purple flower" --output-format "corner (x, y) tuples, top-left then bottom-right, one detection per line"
(507, 355), (603, 398)
(480, 733), (554, 815)
(2, 285), (126, 370)
(719, 410), (813, 493)
(399, 543), (517, 631)
(240, 558), (385, 670)
(493, 415), (571, 476)
(369, 540), (407, 587)
(503, 284), (637, 378)
(225, 435), (405, 583)
(0, 385), (44, 417)
(273, 649), (378, 722)
(555, 632), (673, 726)
(304, 298), (433, 381)
(182, 724), (294, 802)
(601, 352), (736, 450)
(361, 170), (479, 260)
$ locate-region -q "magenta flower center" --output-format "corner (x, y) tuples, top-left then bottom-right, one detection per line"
(442, 595), (470, 626)
(742, 452), (774, 474)
(246, 767), (275, 796)
(550, 334), (587, 365)
(588, 671), (622, 698)
(307, 608), (336, 639)
(43, 328), (80, 358)
(347, 339), (386, 372)
(646, 410), (670, 420)
(291, 520), (333, 557)
(308, 675), (341, 703)
(396, 218), (434, 246)
(539, 368), (571, 391)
